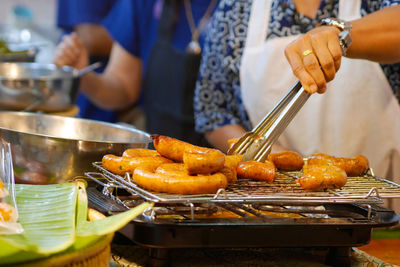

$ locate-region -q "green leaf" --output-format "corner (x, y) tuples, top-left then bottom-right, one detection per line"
(0, 183), (78, 264)
(75, 182), (153, 236)
(0, 181), (152, 265)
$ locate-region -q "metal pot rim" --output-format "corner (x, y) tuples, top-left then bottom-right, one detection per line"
(0, 62), (76, 81)
(0, 111), (152, 144)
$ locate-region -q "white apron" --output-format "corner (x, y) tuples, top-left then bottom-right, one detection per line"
(240, 0), (400, 183)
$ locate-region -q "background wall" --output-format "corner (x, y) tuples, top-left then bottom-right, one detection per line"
(0, 0), (57, 29)
(0, 0), (60, 62)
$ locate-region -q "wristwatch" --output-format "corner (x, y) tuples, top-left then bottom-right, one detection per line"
(320, 17), (353, 55)
(320, 17), (352, 33)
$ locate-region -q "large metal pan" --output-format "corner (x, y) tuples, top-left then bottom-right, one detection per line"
(0, 111), (151, 184)
(0, 62), (99, 112)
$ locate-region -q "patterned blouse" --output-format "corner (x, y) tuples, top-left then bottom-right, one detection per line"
(194, 0), (400, 134)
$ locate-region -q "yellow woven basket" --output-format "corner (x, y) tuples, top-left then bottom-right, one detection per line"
(15, 209), (113, 267)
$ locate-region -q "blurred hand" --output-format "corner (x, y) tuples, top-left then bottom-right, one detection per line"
(53, 33), (89, 69)
(284, 26), (343, 94)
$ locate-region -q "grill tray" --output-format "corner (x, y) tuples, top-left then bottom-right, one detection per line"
(89, 162), (400, 206)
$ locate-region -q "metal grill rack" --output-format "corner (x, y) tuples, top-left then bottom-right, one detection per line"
(86, 162), (400, 267)
(87, 162), (400, 207)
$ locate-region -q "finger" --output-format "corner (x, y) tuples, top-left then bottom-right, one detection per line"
(285, 45), (318, 94)
(64, 36), (82, 56)
(53, 54), (70, 67)
(300, 36), (327, 93)
(54, 43), (79, 67)
(69, 33), (85, 51)
(327, 35), (343, 72)
(60, 43), (79, 61)
(311, 37), (336, 82)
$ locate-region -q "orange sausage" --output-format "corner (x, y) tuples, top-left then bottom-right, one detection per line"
(237, 160), (276, 183)
(297, 165), (347, 191)
(227, 138), (239, 149)
(219, 154), (242, 185)
(224, 154), (243, 169)
(267, 151), (304, 171)
(155, 163), (189, 177)
(122, 148), (160, 158)
(132, 165), (228, 195)
(152, 135), (197, 162)
(307, 153), (369, 177)
(102, 154), (172, 175)
(218, 166), (237, 184)
(152, 135), (226, 173)
(183, 148), (225, 174)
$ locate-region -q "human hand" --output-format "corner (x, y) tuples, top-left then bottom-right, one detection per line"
(284, 26), (343, 94)
(53, 33), (89, 69)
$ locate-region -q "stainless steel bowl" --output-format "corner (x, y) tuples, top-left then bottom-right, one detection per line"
(0, 111), (151, 184)
(0, 62), (81, 112)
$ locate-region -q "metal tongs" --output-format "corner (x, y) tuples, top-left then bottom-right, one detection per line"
(228, 31), (352, 162)
(228, 81), (309, 162)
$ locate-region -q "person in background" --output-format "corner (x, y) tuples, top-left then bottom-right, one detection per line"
(56, 0), (118, 122)
(54, 0), (218, 145)
(194, 0), (400, 210)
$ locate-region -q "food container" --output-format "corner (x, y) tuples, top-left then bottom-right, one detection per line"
(0, 62), (96, 112)
(0, 48), (38, 63)
(0, 111), (151, 184)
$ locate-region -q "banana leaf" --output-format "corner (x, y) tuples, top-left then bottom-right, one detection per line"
(0, 181), (152, 265)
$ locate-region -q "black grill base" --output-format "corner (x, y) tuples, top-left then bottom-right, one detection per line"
(131, 220), (373, 248)
(87, 186), (399, 267)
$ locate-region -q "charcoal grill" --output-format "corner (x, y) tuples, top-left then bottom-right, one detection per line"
(85, 163), (400, 266)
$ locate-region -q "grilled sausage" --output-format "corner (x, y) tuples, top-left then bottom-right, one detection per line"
(102, 154), (172, 175)
(122, 148), (161, 158)
(237, 160), (276, 183)
(307, 153), (369, 177)
(133, 165), (228, 195)
(267, 151), (304, 171)
(152, 135), (226, 174)
(155, 163), (189, 177)
(227, 138), (240, 149)
(218, 166), (237, 184)
(152, 135), (198, 162)
(224, 154), (243, 169)
(297, 164), (347, 191)
(183, 148), (225, 174)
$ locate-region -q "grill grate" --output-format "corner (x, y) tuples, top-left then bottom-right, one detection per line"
(88, 162), (400, 206)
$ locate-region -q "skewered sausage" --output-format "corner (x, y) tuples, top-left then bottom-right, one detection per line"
(297, 164), (347, 191)
(307, 153), (369, 177)
(132, 164), (228, 195)
(267, 151), (304, 171)
(102, 154), (172, 175)
(237, 160), (276, 183)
